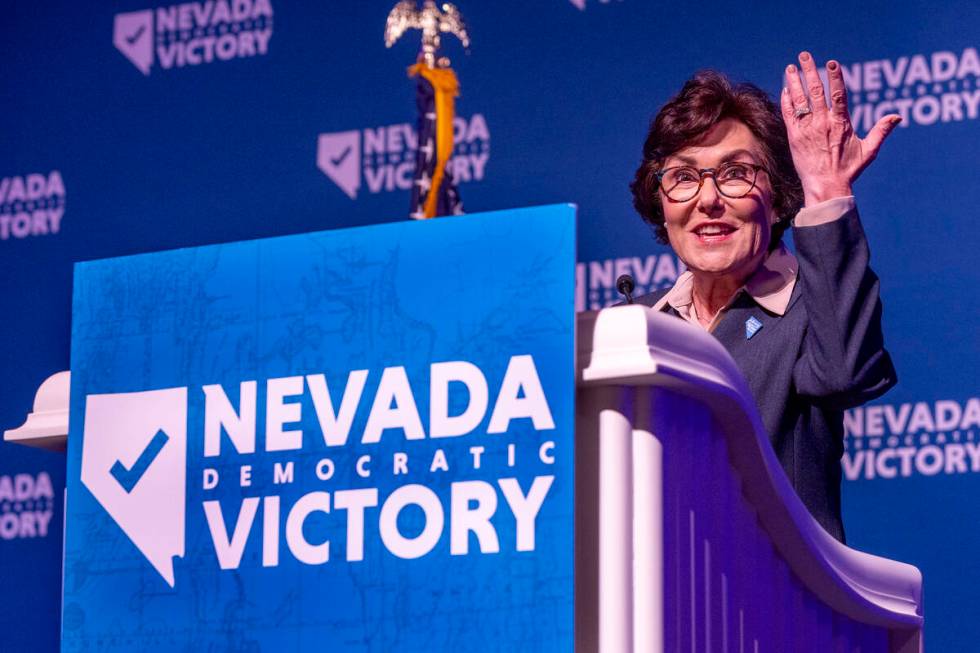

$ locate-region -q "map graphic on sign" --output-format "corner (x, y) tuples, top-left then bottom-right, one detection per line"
(80, 388), (187, 587)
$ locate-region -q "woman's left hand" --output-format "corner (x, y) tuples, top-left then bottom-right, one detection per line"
(781, 51), (901, 206)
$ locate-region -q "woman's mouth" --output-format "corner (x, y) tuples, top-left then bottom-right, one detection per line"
(693, 223), (737, 244)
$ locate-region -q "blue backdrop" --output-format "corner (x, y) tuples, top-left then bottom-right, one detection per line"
(1, 1), (977, 650)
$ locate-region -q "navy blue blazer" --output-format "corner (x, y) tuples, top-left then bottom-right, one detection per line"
(634, 208), (896, 541)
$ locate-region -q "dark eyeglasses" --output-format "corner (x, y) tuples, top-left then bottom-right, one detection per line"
(655, 162), (768, 202)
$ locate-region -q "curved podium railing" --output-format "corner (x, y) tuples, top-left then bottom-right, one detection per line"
(574, 305), (923, 653)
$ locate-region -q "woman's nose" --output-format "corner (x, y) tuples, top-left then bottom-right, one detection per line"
(695, 174), (724, 214)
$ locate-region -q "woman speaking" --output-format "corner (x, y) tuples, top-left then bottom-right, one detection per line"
(630, 52), (901, 541)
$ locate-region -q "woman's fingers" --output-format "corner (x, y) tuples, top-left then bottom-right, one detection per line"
(798, 51), (828, 116)
(784, 51), (902, 198)
(863, 115), (903, 163)
(784, 63), (810, 117)
(826, 59), (850, 120)
(780, 86), (797, 125)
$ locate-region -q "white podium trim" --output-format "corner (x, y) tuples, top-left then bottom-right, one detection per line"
(4, 370), (70, 452)
(577, 305), (922, 651)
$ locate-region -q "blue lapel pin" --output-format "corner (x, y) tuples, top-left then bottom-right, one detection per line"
(745, 316), (763, 340)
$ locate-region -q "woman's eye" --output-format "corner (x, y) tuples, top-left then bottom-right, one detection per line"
(672, 169), (699, 183)
(720, 164), (751, 180)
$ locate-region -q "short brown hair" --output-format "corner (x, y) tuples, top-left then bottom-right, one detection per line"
(631, 70), (803, 249)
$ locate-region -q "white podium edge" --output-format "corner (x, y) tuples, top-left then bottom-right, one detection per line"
(4, 370), (69, 452)
(578, 305), (923, 640)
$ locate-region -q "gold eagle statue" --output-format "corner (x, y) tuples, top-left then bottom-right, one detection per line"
(385, 0), (470, 68)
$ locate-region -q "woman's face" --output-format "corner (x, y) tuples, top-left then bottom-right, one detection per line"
(660, 118), (778, 284)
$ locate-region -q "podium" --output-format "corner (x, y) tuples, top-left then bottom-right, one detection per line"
(574, 306), (923, 652)
(6, 206), (922, 651)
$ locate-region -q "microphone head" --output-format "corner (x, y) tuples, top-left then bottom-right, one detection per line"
(616, 274), (635, 295)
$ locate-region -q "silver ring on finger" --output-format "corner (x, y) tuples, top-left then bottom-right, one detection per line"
(794, 106), (812, 119)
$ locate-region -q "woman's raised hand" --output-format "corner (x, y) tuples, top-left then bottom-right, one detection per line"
(781, 51), (902, 206)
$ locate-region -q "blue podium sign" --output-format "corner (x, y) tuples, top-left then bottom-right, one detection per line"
(63, 205), (576, 652)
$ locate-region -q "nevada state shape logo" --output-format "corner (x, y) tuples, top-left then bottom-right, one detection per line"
(81, 388), (187, 587)
(113, 10), (154, 76)
(317, 131), (361, 199)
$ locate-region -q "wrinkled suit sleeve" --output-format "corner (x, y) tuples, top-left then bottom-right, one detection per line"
(791, 203), (897, 409)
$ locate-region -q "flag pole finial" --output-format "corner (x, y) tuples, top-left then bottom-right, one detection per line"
(384, 0), (470, 69)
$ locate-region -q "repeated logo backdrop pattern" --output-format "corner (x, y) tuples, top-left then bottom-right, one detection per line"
(1, 1), (977, 650)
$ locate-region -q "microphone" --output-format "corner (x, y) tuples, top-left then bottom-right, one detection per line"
(616, 274), (635, 304)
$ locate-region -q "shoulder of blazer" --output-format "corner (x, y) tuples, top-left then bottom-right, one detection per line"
(629, 287), (670, 309)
